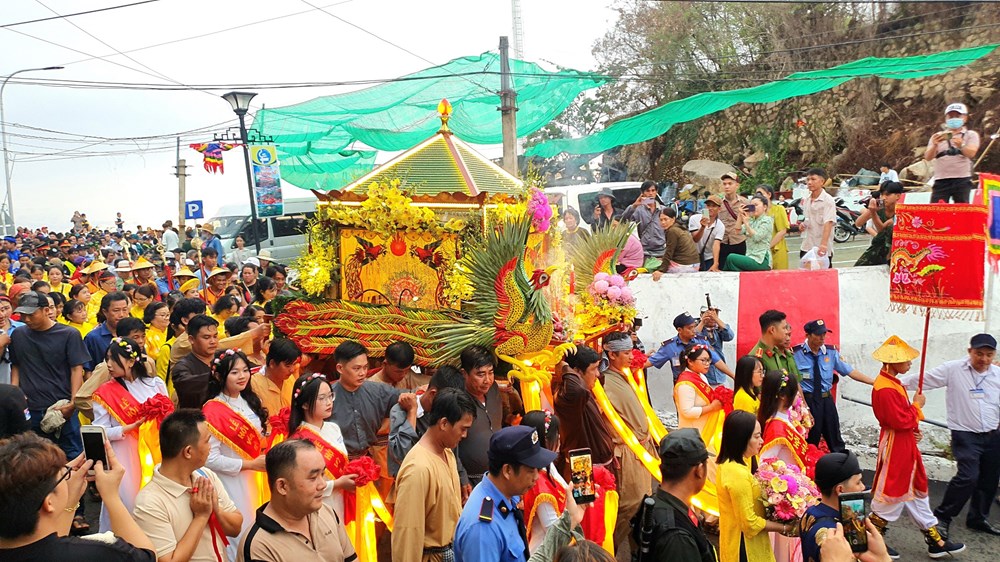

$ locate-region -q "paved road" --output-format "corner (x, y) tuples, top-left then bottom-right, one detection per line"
(785, 232), (873, 269)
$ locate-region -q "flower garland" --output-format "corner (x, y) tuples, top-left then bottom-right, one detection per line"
(323, 180), (467, 237)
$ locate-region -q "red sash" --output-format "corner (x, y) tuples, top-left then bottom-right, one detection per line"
(202, 399), (262, 460)
(291, 424), (349, 479)
(675, 370), (713, 402)
(763, 416), (808, 469)
(523, 469), (567, 542)
(92, 381), (143, 426)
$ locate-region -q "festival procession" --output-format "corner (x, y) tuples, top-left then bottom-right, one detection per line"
(5, 1), (1000, 562)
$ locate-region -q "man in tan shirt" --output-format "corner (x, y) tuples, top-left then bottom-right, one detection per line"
(134, 409), (243, 562)
(717, 172), (750, 268)
(602, 331), (655, 559)
(392, 388), (477, 562)
(238, 439), (355, 562)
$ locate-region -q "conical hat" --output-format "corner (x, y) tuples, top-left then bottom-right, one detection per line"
(207, 267), (230, 279)
(180, 278), (200, 294)
(80, 260), (108, 275)
(131, 256), (155, 270)
(872, 335), (919, 364)
(175, 267), (196, 278)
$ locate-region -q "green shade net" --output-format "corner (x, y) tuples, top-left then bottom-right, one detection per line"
(279, 149), (377, 191)
(253, 52), (606, 189)
(526, 44), (999, 158)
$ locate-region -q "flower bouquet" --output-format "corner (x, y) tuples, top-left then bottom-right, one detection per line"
(711, 386), (735, 415)
(788, 394), (814, 432)
(756, 458), (821, 525)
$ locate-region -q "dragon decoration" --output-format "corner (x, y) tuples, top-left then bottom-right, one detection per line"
(275, 181), (641, 412)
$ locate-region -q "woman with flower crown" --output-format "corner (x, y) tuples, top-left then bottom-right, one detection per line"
(758, 369), (810, 562)
(90, 336), (170, 533)
(202, 348), (269, 559)
(287, 373), (358, 520)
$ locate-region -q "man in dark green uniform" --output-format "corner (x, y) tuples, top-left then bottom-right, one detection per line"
(748, 309), (801, 378)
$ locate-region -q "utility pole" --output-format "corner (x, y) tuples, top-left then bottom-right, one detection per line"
(174, 137), (189, 231)
(176, 159), (188, 230)
(499, 36), (519, 177)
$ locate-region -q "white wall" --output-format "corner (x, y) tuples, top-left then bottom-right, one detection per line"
(633, 266), (1000, 478)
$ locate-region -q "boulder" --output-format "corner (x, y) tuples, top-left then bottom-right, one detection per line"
(681, 160), (740, 193)
(900, 159), (933, 184)
(743, 151), (766, 171)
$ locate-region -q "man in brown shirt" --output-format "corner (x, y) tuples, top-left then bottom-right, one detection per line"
(366, 341), (431, 390)
(392, 388), (476, 562)
(717, 172), (749, 268)
(239, 439), (356, 562)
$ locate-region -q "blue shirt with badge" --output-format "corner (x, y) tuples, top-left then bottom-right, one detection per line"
(800, 502), (840, 562)
(793, 342), (854, 394)
(698, 325), (734, 385)
(455, 475), (526, 562)
(648, 336), (722, 382)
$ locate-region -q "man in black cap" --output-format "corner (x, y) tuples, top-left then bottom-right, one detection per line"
(631, 429), (716, 561)
(645, 312), (731, 384)
(900, 333), (1000, 537)
(793, 319), (874, 453)
(454, 425), (578, 562)
(800, 450), (882, 561)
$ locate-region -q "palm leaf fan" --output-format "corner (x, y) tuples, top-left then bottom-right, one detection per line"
(568, 222), (631, 297)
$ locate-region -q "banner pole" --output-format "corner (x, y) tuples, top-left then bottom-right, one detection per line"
(918, 306), (931, 393)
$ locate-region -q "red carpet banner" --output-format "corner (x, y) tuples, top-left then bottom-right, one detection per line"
(889, 203), (986, 316)
(736, 269), (840, 357)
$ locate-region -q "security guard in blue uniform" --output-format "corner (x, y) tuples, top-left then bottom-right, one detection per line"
(454, 425), (559, 562)
(645, 312), (732, 383)
(792, 319), (874, 453)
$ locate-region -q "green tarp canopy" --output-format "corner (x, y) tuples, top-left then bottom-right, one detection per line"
(253, 52), (606, 190)
(526, 44), (999, 158)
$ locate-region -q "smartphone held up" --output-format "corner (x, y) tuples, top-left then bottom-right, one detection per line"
(838, 491), (871, 553)
(568, 448), (596, 504)
(81, 425), (109, 471)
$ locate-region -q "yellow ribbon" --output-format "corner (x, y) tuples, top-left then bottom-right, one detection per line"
(591, 380), (661, 481)
(344, 482), (394, 562)
(602, 490), (619, 554)
(137, 420), (161, 487)
(622, 367), (668, 445)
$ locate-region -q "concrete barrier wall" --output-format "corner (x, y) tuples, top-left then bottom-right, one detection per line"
(632, 266), (1000, 477)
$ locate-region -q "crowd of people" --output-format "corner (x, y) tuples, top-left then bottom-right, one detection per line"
(562, 101), (982, 273)
(0, 99), (991, 562)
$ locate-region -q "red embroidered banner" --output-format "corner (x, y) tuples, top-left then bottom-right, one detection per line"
(889, 203), (986, 312)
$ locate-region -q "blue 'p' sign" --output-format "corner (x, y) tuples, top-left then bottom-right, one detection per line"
(185, 200), (204, 220)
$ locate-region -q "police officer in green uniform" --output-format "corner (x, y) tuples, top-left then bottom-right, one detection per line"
(748, 309), (800, 378)
(631, 429), (717, 562)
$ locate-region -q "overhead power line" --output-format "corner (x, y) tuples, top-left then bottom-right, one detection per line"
(0, 0), (161, 28)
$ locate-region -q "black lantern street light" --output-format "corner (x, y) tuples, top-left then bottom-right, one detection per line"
(220, 91), (265, 254)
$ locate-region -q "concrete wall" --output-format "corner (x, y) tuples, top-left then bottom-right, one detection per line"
(634, 266), (1000, 478)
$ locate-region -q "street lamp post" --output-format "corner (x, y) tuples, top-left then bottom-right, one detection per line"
(221, 91), (262, 254)
(0, 66), (63, 236)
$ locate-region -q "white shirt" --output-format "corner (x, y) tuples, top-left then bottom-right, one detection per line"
(879, 169), (899, 184)
(688, 214), (725, 261)
(899, 358), (1000, 433)
(161, 229), (180, 252)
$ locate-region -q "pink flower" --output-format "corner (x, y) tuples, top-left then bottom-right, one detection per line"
(782, 475), (799, 495)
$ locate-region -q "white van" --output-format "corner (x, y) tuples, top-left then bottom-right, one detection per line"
(545, 182), (676, 231)
(205, 196), (318, 264)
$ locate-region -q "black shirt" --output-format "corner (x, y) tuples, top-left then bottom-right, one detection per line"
(0, 532), (156, 562)
(172, 353), (213, 409)
(0, 383), (29, 439)
(10, 323), (89, 411)
(632, 489), (717, 562)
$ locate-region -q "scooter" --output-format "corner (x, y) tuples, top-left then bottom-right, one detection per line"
(833, 198), (865, 243)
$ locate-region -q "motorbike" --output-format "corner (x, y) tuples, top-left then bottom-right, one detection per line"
(833, 198), (865, 243)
